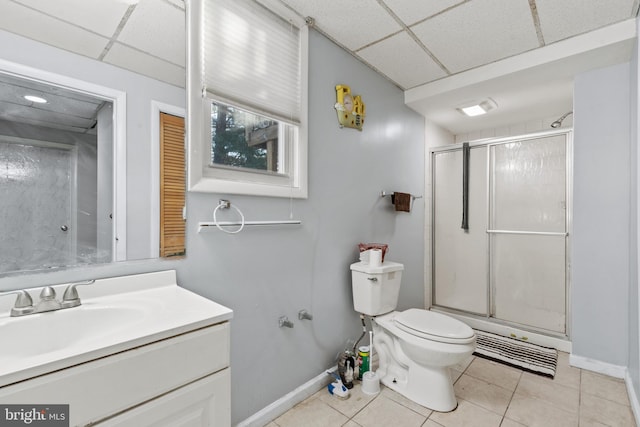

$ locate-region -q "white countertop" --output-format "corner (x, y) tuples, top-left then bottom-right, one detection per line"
(0, 270), (233, 387)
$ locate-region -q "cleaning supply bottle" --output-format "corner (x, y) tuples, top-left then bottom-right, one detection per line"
(326, 372), (349, 399)
(358, 346), (370, 379)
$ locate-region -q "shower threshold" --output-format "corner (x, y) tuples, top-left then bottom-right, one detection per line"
(430, 307), (571, 353)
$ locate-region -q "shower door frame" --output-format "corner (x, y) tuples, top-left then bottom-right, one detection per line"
(430, 129), (573, 340)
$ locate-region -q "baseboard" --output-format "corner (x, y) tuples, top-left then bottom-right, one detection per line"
(626, 370), (640, 426)
(235, 366), (335, 427)
(569, 354), (626, 378)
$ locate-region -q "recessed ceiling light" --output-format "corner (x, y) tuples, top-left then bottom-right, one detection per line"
(457, 99), (497, 117)
(460, 105), (486, 117)
(24, 95), (47, 104)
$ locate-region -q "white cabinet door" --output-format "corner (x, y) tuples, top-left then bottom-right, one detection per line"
(0, 324), (230, 426)
(97, 369), (231, 427)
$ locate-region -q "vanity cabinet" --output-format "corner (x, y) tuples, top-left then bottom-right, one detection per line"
(0, 322), (231, 426)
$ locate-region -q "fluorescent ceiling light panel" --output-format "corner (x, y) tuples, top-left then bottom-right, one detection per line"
(460, 105), (487, 116)
(24, 95), (47, 103)
(457, 99), (497, 117)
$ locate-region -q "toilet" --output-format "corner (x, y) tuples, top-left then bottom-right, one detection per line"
(351, 260), (476, 412)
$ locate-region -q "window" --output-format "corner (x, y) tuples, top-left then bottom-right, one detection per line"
(187, 0), (308, 198)
(209, 101), (286, 174)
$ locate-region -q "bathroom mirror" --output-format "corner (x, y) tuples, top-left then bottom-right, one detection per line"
(0, 0), (186, 276)
(0, 72), (123, 275)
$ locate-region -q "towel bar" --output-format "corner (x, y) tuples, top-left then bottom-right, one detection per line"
(380, 191), (422, 200)
(198, 220), (301, 232)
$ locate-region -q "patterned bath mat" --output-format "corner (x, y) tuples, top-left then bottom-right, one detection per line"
(473, 330), (558, 378)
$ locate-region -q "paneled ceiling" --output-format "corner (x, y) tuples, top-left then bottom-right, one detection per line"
(280, 0), (639, 134)
(281, 0), (639, 90)
(0, 0), (185, 132)
(0, 73), (105, 134)
(0, 0), (638, 134)
(0, 0), (185, 88)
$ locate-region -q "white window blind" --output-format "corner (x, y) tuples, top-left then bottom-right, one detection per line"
(203, 0), (302, 124)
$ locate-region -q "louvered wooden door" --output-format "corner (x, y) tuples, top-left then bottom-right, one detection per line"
(160, 113), (185, 257)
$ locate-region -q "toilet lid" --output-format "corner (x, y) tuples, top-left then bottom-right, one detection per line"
(394, 309), (475, 343)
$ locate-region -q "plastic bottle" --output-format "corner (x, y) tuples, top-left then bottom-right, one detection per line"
(337, 351), (355, 389)
(358, 346), (370, 379)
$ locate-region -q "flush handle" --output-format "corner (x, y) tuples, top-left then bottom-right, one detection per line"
(367, 277), (378, 282)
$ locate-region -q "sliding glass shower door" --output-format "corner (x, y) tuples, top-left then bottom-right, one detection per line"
(433, 146), (488, 315)
(432, 131), (570, 336)
(489, 135), (568, 333)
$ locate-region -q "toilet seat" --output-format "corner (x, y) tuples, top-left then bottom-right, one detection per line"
(394, 309), (475, 344)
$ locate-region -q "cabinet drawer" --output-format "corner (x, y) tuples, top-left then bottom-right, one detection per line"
(96, 369), (230, 427)
(0, 323), (229, 426)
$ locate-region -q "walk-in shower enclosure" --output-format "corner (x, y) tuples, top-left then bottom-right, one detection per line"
(431, 130), (571, 338)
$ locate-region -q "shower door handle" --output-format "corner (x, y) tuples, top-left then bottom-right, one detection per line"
(486, 229), (567, 236)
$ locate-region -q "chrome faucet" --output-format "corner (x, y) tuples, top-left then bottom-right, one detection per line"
(36, 286), (63, 312)
(0, 290), (34, 316)
(0, 280), (95, 317)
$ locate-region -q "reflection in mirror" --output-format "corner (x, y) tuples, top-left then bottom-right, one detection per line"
(0, 73), (116, 274)
(0, 0), (187, 277)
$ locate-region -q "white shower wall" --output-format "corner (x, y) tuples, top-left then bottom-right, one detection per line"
(0, 141), (74, 272)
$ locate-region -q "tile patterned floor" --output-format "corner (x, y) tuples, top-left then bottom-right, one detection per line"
(266, 352), (636, 427)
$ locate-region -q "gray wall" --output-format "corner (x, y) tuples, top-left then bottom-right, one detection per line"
(180, 30), (425, 423)
(0, 29), (425, 424)
(572, 62), (631, 366)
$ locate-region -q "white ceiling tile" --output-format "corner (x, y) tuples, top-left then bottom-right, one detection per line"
(103, 42), (185, 87)
(12, 0), (131, 37)
(280, 0), (402, 50)
(358, 32), (447, 89)
(0, 0), (109, 58)
(382, 0), (464, 26)
(536, 0), (636, 44)
(411, 0), (540, 73)
(116, 0), (185, 66)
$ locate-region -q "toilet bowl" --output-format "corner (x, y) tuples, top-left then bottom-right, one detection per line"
(350, 259), (476, 411)
(372, 309), (475, 412)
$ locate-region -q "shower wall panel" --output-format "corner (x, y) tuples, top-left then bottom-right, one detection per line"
(433, 147), (488, 315)
(0, 141), (73, 272)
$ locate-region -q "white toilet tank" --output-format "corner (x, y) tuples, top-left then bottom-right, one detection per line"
(350, 261), (404, 316)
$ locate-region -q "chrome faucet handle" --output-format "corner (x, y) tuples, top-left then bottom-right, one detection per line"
(36, 286), (63, 313)
(298, 309), (313, 321)
(62, 280), (95, 308)
(0, 290), (34, 316)
(278, 316), (294, 328)
(39, 286), (57, 300)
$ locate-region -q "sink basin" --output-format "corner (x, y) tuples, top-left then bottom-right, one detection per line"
(0, 270), (233, 387)
(0, 305), (147, 360)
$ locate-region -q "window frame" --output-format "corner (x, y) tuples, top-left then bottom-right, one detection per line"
(186, 0), (308, 198)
